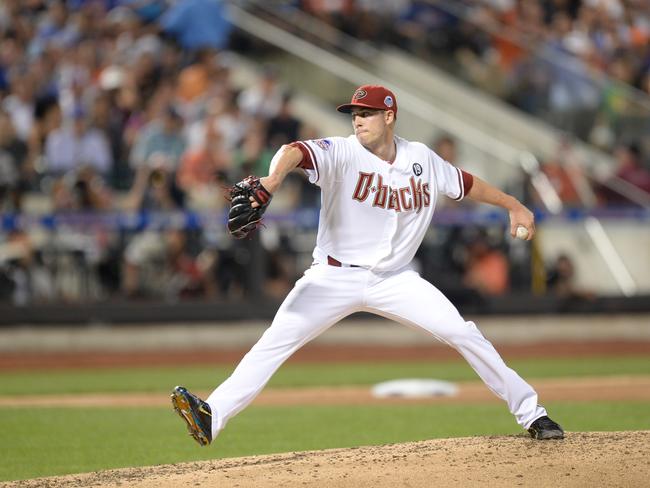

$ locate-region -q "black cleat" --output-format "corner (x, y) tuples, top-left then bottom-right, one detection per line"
(528, 415), (564, 440)
(171, 386), (213, 446)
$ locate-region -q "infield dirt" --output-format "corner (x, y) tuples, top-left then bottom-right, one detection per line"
(4, 431), (649, 488)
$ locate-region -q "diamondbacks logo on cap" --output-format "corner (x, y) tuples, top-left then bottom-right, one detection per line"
(412, 163), (423, 176)
(384, 96), (394, 108)
(353, 89), (367, 100)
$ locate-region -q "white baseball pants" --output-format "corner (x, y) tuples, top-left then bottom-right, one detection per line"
(206, 264), (546, 439)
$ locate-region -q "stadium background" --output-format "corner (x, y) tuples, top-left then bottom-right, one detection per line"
(1, 0), (649, 486)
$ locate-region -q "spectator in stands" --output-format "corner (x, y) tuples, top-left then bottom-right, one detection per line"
(340, 1), (397, 44)
(122, 153), (186, 298)
(545, 252), (577, 298)
(177, 117), (233, 210)
(266, 92), (302, 148)
(264, 247), (293, 299)
(125, 152), (185, 212)
(129, 104), (186, 172)
(238, 64), (284, 119)
(211, 93), (251, 152)
(0, 229), (55, 305)
(26, 95), (60, 182)
(163, 229), (216, 300)
(56, 40), (98, 121)
(300, 0), (355, 33)
(29, 0), (78, 54)
(122, 228), (215, 300)
(233, 120), (275, 179)
(160, 0), (233, 51)
(29, 45), (60, 104)
(541, 138), (594, 208)
(393, 1), (455, 59)
(44, 105), (113, 178)
(50, 165), (113, 211)
(131, 48), (165, 105)
(2, 72), (36, 142)
(181, 52), (238, 149)
(433, 133), (457, 165)
(175, 59), (211, 120)
(546, 252), (594, 301)
(0, 110), (28, 210)
(90, 89), (130, 189)
(463, 232), (510, 296)
(597, 143), (650, 205)
(115, 76), (148, 173)
(125, 0), (166, 23)
(0, 150), (19, 212)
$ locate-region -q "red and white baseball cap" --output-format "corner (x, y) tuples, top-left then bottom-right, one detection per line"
(337, 84), (398, 117)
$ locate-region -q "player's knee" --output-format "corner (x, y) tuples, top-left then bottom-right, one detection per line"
(441, 320), (481, 345)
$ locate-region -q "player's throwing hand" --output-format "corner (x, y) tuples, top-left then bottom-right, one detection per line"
(508, 204), (535, 241)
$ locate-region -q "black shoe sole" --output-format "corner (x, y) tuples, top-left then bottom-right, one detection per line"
(171, 387), (211, 446)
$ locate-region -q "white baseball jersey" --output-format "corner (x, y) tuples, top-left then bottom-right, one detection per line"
(293, 135), (470, 271)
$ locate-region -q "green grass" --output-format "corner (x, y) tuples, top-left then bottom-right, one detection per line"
(1, 356), (650, 396)
(2, 355), (649, 481)
(1, 402), (649, 482)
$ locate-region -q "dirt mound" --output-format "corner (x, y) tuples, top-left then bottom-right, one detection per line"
(5, 431), (649, 488)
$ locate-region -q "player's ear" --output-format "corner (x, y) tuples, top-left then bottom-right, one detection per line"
(384, 110), (395, 124)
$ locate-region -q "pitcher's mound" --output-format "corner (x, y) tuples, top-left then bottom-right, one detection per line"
(8, 431), (650, 488)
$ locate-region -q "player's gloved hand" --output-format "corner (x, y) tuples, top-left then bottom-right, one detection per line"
(227, 175), (273, 239)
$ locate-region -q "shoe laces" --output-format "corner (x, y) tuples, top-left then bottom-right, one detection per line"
(534, 416), (560, 430)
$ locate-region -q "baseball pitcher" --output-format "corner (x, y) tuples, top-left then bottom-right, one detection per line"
(172, 85), (564, 446)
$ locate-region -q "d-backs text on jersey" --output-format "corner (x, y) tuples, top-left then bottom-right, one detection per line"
(352, 171), (431, 213)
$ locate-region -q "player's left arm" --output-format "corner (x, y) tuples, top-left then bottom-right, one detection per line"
(466, 176), (535, 240)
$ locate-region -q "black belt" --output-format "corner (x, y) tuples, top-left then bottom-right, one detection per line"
(327, 255), (361, 268)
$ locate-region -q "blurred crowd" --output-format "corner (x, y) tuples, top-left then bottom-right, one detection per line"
(296, 0), (650, 204)
(300, 1), (649, 138)
(0, 0), (634, 306)
(0, 0), (313, 305)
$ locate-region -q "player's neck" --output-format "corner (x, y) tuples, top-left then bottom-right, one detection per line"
(365, 136), (396, 163)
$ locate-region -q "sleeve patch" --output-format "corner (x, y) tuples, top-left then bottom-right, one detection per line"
(314, 139), (332, 151)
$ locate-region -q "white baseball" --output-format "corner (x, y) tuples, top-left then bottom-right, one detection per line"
(515, 226), (529, 240)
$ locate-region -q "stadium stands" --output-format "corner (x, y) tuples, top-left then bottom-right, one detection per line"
(0, 1), (648, 311)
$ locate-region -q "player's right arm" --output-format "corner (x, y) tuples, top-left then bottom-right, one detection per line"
(466, 176), (536, 240)
(259, 144), (304, 194)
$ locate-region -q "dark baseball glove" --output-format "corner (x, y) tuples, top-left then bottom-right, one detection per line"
(227, 175), (273, 239)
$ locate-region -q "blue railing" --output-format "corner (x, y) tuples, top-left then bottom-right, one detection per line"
(2, 207), (649, 232)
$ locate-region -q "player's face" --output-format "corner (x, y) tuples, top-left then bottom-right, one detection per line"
(351, 108), (392, 148)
